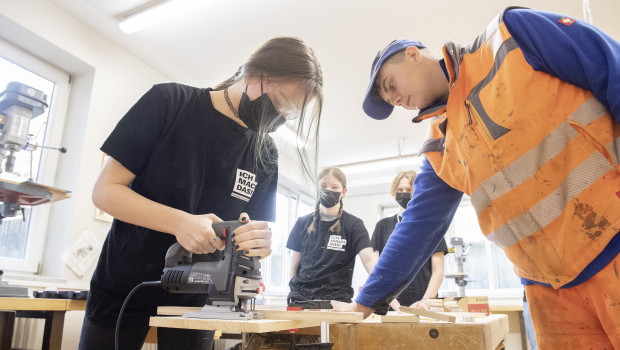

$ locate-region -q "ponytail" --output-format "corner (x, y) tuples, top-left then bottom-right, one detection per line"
(306, 201), (321, 235)
(328, 198), (344, 233)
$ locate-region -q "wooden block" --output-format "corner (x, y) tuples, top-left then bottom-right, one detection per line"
(330, 314), (508, 350)
(400, 306), (457, 323)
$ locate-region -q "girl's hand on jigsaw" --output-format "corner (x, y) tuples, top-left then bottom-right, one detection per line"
(232, 212), (272, 258)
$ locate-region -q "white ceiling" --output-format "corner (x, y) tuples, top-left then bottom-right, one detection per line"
(48, 0), (620, 196)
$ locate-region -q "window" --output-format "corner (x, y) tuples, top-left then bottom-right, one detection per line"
(440, 198), (522, 297)
(0, 38), (70, 272)
(261, 184), (314, 299)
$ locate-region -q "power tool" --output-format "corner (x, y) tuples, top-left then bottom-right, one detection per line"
(160, 220), (262, 319)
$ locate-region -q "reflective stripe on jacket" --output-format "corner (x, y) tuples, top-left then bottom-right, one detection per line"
(416, 10), (620, 288)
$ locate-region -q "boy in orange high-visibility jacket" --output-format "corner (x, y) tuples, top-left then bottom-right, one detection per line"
(333, 7), (620, 349)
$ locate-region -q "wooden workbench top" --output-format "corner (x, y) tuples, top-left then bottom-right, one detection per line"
(0, 297), (86, 311)
(150, 316), (321, 333)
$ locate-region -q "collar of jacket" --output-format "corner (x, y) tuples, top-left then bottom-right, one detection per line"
(412, 100), (447, 123)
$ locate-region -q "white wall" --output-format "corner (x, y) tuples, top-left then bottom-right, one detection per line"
(344, 192), (395, 295)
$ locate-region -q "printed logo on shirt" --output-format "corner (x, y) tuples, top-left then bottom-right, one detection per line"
(231, 169), (257, 202)
(558, 17), (576, 26)
(327, 235), (347, 251)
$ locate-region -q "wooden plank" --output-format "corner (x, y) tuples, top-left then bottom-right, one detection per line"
(488, 299), (523, 312)
(400, 306), (457, 323)
(158, 306), (199, 316)
(150, 316), (319, 333)
(157, 306), (364, 323)
(260, 310), (364, 323)
(482, 314), (510, 350)
(379, 311), (420, 323)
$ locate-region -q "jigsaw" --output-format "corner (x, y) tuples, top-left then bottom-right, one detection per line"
(160, 220), (262, 319)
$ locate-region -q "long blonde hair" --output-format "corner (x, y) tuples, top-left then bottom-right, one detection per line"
(215, 36), (323, 182)
(307, 167), (347, 235)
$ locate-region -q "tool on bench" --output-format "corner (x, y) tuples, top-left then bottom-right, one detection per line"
(115, 220), (261, 350)
(161, 220), (261, 320)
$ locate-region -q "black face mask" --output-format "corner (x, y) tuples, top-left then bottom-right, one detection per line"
(395, 192), (412, 209)
(238, 84), (286, 133)
(319, 189), (341, 208)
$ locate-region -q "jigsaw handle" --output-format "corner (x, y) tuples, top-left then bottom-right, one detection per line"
(212, 220), (243, 241)
(164, 220), (244, 266)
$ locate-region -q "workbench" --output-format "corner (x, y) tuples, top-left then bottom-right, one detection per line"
(0, 297), (86, 350)
(151, 307), (509, 350)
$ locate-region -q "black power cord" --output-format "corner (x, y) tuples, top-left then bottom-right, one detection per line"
(115, 281), (161, 350)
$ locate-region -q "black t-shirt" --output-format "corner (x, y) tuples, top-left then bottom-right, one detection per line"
(89, 83), (278, 327)
(287, 211), (371, 302)
(371, 214), (448, 306)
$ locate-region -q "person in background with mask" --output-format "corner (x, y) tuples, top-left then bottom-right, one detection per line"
(287, 167), (378, 303)
(81, 36), (323, 350)
(371, 170), (447, 310)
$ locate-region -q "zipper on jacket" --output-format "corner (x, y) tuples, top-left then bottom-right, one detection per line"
(464, 99), (494, 141)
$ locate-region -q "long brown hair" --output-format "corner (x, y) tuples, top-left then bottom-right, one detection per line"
(215, 36), (323, 182)
(307, 167), (346, 235)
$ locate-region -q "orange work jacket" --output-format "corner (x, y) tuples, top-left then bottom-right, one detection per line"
(416, 11), (620, 288)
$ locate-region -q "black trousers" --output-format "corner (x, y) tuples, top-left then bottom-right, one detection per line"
(78, 316), (215, 350)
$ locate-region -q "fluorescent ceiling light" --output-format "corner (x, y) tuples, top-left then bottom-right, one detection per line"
(339, 155), (423, 175)
(118, 0), (205, 34)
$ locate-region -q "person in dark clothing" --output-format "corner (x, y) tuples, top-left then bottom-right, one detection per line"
(79, 36), (324, 350)
(371, 170), (447, 310)
(287, 167), (378, 303)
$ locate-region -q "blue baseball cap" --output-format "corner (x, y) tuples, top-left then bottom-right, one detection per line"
(362, 39), (426, 120)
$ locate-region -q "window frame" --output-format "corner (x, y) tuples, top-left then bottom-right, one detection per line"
(0, 38), (70, 273)
(261, 182), (315, 299)
(439, 198), (523, 298)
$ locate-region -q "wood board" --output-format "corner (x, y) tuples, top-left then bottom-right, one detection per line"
(157, 306), (364, 323)
(379, 313), (420, 323)
(400, 306), (457, 323)
(150, 316), (320, 333)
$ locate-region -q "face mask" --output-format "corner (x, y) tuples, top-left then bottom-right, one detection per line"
(395, 192), (412, 209)
(319, 189), (341, 208)
(238, 83), (286, 133)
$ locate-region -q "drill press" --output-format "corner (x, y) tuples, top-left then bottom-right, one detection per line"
(0, 82), (70, 222)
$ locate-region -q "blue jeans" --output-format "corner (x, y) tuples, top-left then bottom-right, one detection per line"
(523, 300), (538, 350)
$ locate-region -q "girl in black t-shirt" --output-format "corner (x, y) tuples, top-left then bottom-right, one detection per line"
(371, 170), (448, 310)
(80, 37), (324, 350)
(286, 167), (378, 303)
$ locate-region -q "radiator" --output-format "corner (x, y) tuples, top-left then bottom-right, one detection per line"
(11, 317), (157, 350)
(12, 317), (44, 348)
